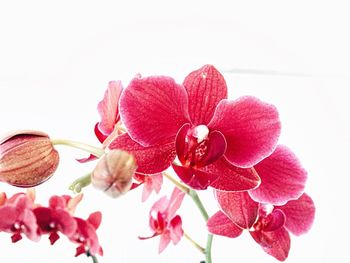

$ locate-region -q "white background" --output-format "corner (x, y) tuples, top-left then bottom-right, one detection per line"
(0, 1), (349, 262)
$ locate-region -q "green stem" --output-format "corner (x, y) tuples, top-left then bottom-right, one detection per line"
(69, 172), (92, 193)
(184, 231), (205, 253)
(51, 139), (105, 157)
(164, 173), (213, 263)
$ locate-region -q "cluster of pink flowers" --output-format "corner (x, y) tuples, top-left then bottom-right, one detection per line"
(0, 64), (315, 262)
(0, 190), (102, 258)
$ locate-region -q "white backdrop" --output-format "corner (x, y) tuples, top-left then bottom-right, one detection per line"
(1, 1), (349, 262)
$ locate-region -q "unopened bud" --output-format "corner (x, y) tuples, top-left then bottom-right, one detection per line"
(0, 130), (59, 187)
(92, 150), (136, 198)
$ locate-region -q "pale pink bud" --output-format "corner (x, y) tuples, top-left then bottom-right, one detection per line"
(92, 150), (136, 198)
(0, 130), (59, 187)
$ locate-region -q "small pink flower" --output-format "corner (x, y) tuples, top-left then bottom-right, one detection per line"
(139, 187), (185, 253)
(132, 173), (163, 202)
(70, 211), (103, 257)
(113, 65), (280, 190)
(207, 191), (315, 261)
(0, 192), (39, 242)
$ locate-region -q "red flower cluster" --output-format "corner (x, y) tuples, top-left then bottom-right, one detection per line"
(91, 64), (315, 260)
(0, 191), (103, 257)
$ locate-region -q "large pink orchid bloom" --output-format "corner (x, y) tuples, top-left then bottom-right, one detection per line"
(139, 187), (185, 253)
(112, 65), (281, 191)
(207, 191), (315, 261)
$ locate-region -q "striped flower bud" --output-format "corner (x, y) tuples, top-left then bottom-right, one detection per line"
(0, 130), (59, 187)
(92, 150), (136, 198)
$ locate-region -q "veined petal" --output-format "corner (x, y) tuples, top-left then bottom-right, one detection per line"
(183, 65), (228, 125)
(249, 145), (307, 205)
(119, 75), (190, 146)
(207, 211), (243, 238)
(208, 96), (281, 168)
(97, 81), (123, 135)
(109, 133), (176, 174)
(276, 193), (315, 236)
(207, 158), (261, 191)
(215, 191), (259, 229)
(250, 227), (290, 261)
(173, 158), (260, 191)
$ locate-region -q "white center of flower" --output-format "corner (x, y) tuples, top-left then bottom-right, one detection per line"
(192, 125), (209, 143)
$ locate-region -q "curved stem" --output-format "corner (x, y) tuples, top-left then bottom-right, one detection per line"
(184, 231), (205, 253)
(51, 139), (105, 157)
(163, 172), (213, 263)
(86, 251), (99, 263)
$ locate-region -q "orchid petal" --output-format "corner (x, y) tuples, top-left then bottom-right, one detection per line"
(183, 64), (228, 125)
(276, 193), (315, 236)
(169, 215), (183, 244)
(159, 231), (171, 253)
(97, 81), (123, 135)
(87, 211), (102, 230)
(167, 187), (185, 219)
(215, 191), (258, 229)
(249, 145), (307, 205)
(261, 209), (286, 232)
(208, 96), (281, 167)
(207, 211), (243, 238)
(109, 133), (176, 174)
(250, 227), (290, 261)
(119, 76), (189, 146)
(141, 173), (163, 202)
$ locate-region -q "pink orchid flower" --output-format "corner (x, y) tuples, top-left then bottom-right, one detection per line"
(207, 191), (315, 261)
(0, 192), (39, 243)
(70, 211), (103, 257)
(132, 173), (163, 202)
(33, 195), (78, 244)
(139, 187), (185, 253)
(113, 65), (280, 190)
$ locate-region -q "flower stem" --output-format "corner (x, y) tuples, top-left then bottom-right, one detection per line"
(86, 251), (99, 263)
(163, 172), (213, 263)
(184, 231), (205, 253)
(69, 172), (92, 193)
(51, 139), (105, 157)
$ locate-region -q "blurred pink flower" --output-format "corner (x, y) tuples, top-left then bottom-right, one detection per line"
(0, 192), (39, 242)
(139, 187), (185, 253)
(132, 173), (163, 202)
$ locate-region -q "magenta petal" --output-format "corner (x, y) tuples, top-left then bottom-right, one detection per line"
(208, 96), (281, 167)
(97, 81), (123, 135)
(197, 130), (227, 167)
(0, 206), (18, 231)
(109, 133), (176, 174)
(215, 191), (259, 229)
(203, 158), (261, 191)
(120, 75), (189, 146)
(169, 215), (183, 244)
(249, 145), (307, 205)
(251, 227), (290, 261)
(262, 209), (286, 232)
(94, 123), (108, 144)
(183, 65), (228, 125)
(175, 123), (191, 165)
(276, 193), (315, 236)
(207, 211), (243, 238)
(141, 173), (163, 202)
(87, 212), (102, 230)
(159, 231), (171, 253)
(172, 164), (214, 190)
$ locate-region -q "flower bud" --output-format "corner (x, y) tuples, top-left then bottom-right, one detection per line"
(92, 150), (136, 198)
(0, 130), (59, 187)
